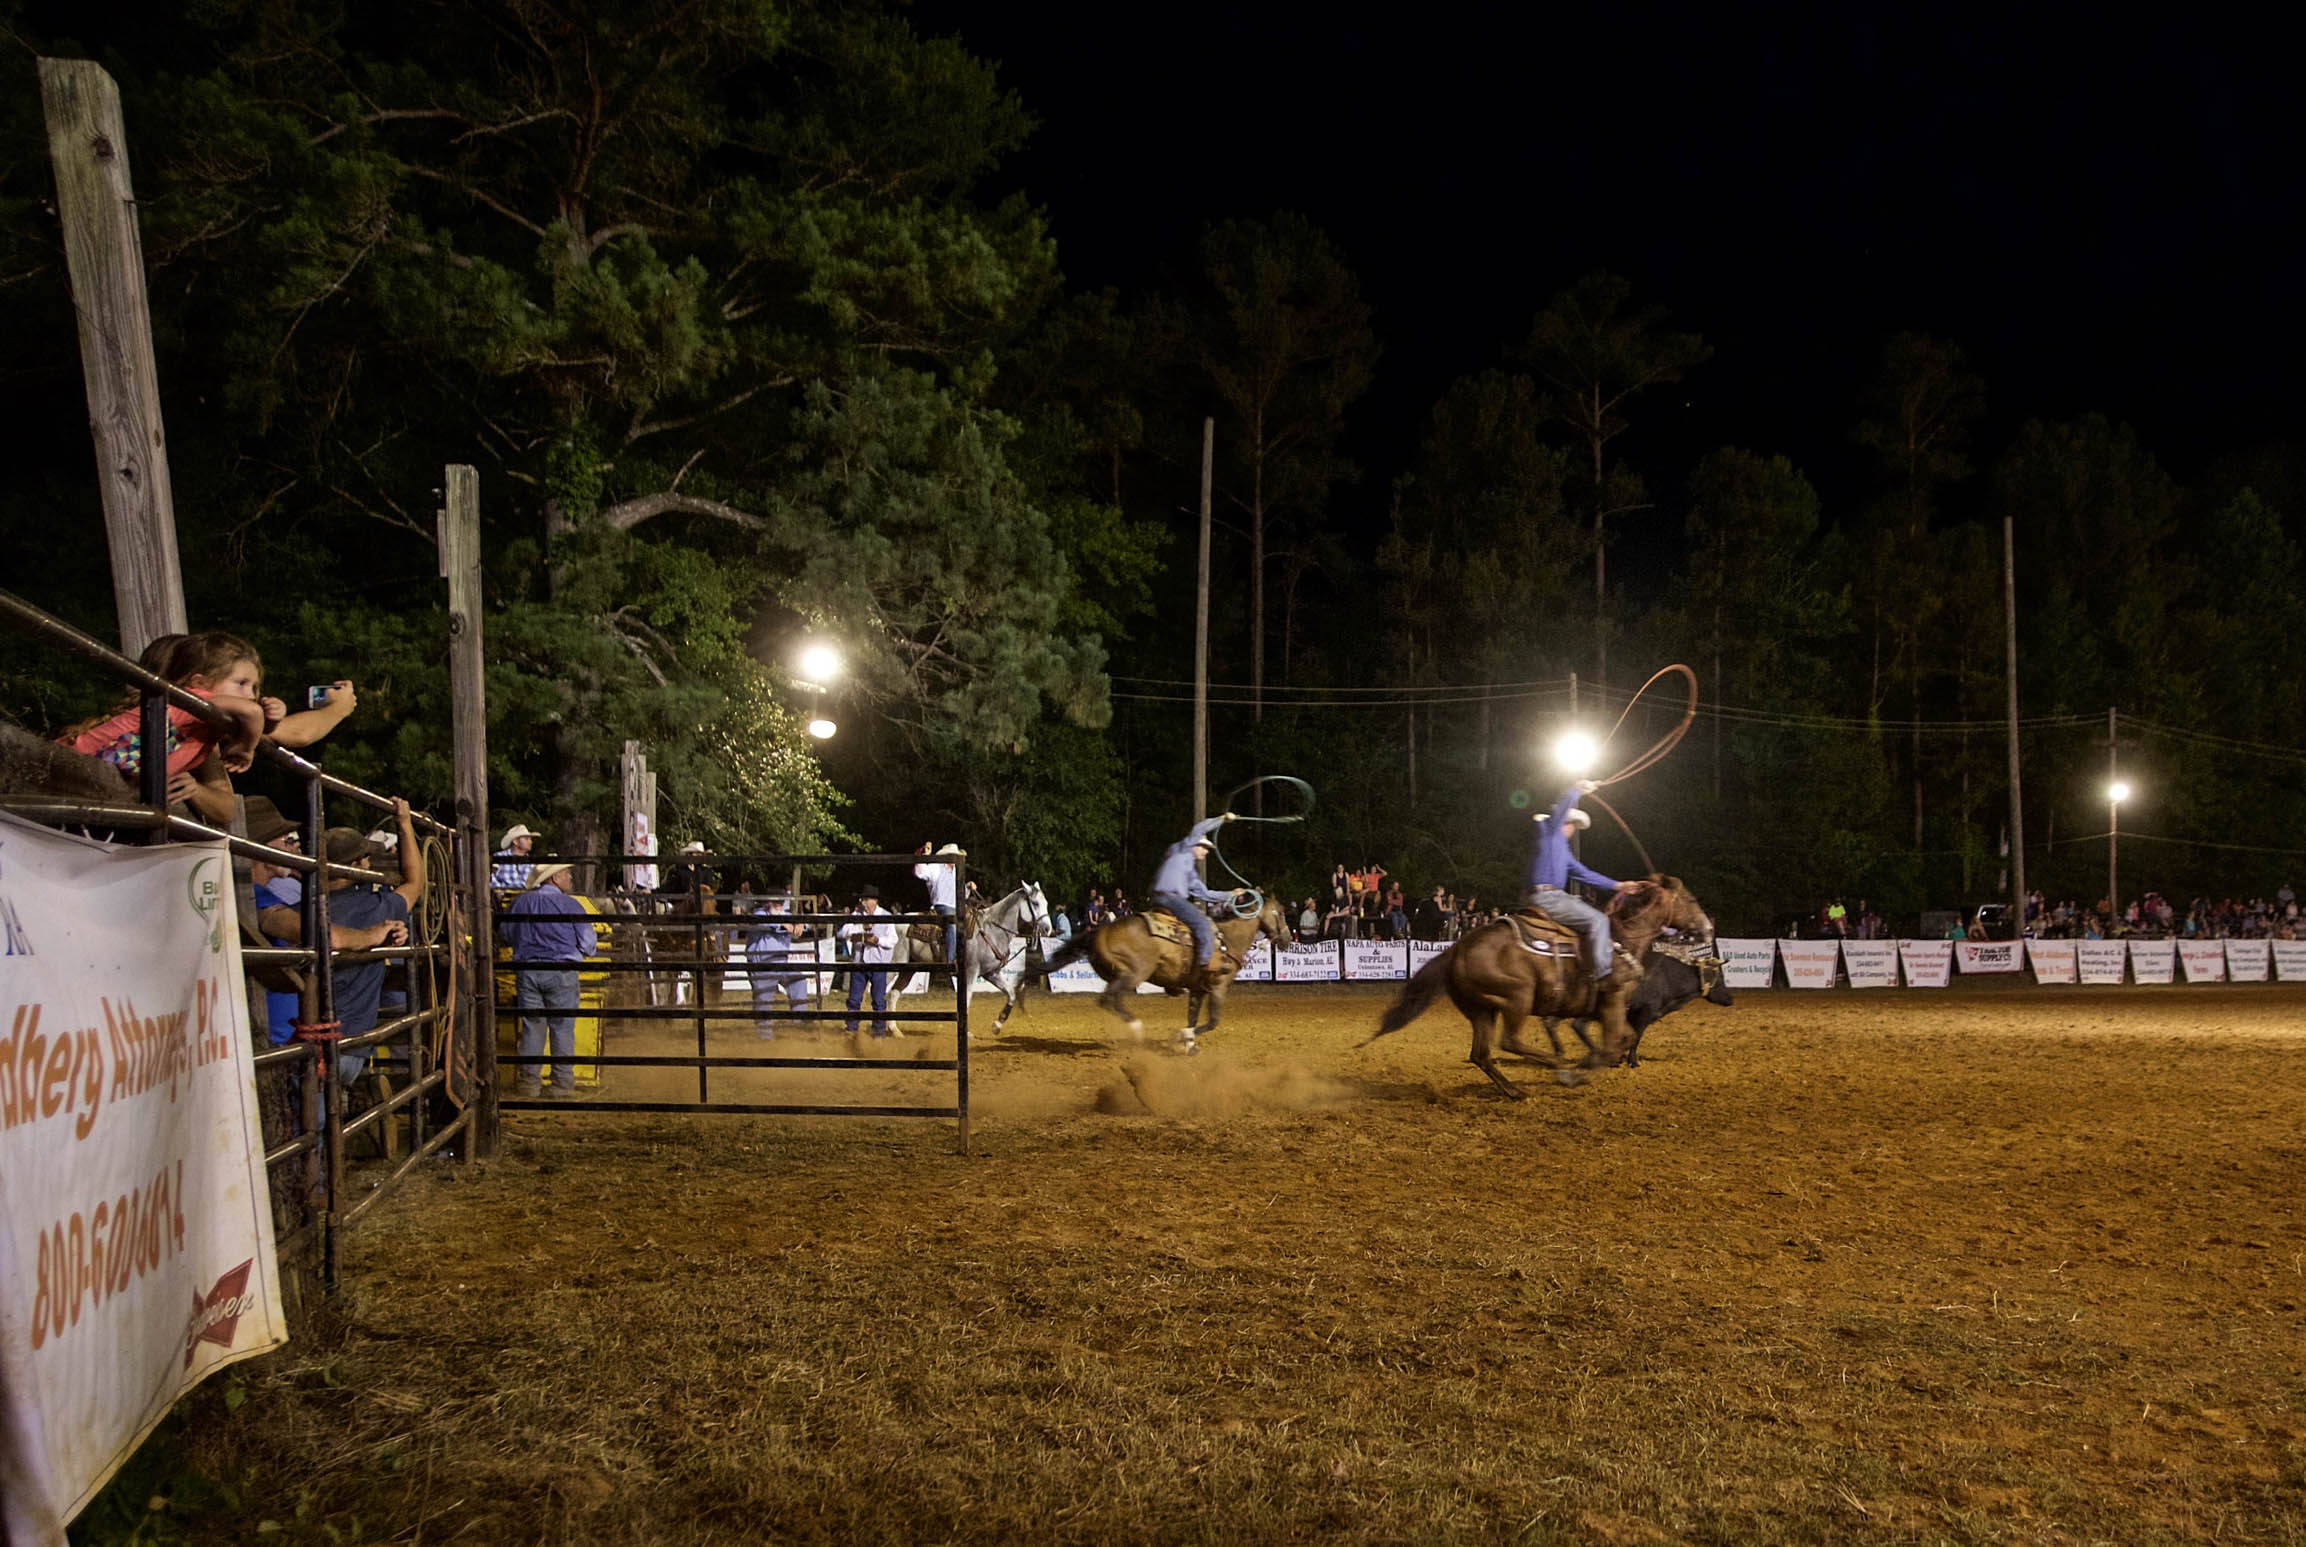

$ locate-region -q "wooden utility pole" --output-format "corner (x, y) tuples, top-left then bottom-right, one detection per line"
(439, 466), (496, 1157)
(2004, 513), (2026, 934)
(1194, 417), (1213, 829)
(39, 58), (186, 656)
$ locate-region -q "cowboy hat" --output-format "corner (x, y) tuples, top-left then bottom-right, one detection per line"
(242, 796), (298, 847)
(529, 862), (575, 889)
(1562, 808), (1592, 830)
(680, 841), (707, 854)
(501, 823), (537, 846)
(857, 884), (881, 900)
(936, 842), (967, 856)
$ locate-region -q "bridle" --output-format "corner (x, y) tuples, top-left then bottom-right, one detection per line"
(976, 884), (1050, 969)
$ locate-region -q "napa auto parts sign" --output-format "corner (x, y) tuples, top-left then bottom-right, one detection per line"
(0, 815), (286, 1547)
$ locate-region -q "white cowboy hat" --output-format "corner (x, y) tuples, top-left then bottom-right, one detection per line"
(680, 841), (707, 854)
(936, 842), (967, 856)
(366, 826), (399, 851)
(1562, 808), (1592, 830)
(528, 862), (575, 889)
(501, 823), (537, 845)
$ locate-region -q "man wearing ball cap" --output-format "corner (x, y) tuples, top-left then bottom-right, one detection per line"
(498, 861), (599, 1097)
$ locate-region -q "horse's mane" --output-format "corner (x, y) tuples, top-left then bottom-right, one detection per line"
(1607, 876), (1686, 931)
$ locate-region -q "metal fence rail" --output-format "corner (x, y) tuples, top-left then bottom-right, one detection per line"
(494, 851), (971, 1148)
(0, 585), (472, 1292)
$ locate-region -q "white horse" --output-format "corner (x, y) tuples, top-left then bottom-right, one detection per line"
(889, 881), (1056, 1034)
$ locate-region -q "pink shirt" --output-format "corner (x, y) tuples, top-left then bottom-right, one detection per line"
(65, 689), (221, 779)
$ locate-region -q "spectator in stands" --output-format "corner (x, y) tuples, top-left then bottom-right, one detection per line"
(1385, 880), (1409, 941)
(493, 824), (539, 890)
(61, 630), (267, 824)
(1297, 897), (1321, 941)
(1110, 888), (1135, 918)
(1083, 888), (1108, 928)
(1329, 865), (1352, 914)
(500, 860), (598, 1097)
(1324, 895), (1354, 941)
(839, 884), (898, 1037)
(1412, 886), (1446, 940)
(316, 800), (425, 1088)
(745, 896), (811, 1037)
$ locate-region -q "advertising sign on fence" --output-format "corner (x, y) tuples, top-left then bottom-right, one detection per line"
(1717, 940), (1778, 989)
(1234, 941), (1275, 982)
(2178, 941), (2227, 983)
(1776, 940), (1840, 988)
(1274, 942), (1343, 982)
(0, 817), (288, 1547)
(2224, 939), (2271, 982)
(1342, 940), (1410, 982)
(2076, 940), (2128, 985)
(2273, 941), (2306, 983)
(2128, 939), (2176, 984)
(1897, 939), (1953, 988)
(1407, 940), (1450, 975)
(1839, 940), (1899, 988)
(2025, 939), (2078, 984)
(1956, 940), (2023, 974)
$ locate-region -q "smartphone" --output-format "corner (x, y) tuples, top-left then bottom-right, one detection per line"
(306, 684), (333, 709)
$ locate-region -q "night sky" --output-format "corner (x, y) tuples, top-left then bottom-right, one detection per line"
(920, 5), (2304, 553)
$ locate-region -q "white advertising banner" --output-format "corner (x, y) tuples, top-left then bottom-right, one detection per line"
(1342, 940), (1410, 982)
(1897, 939), (1953, 988)
(1407, 940), (1451, 975)
(1839, 940), (1899, 988)
(2178, 941), (2227, 983)
(2128, 939), (2177, 984)
(2025, 939), (2077, 984)
(1234, 941), (1275, 982)
(1777, 940), (1840, 988)
(2076, 940), (2128, 985)
(1717, 940), (1778, 989)
(1274, 942), (1342, 983)
(0, 818), (287, 1547)
(1956, 940), (2023, 974)
(2225, 939), (2271, 982)
(2272, 940), (2306, 983)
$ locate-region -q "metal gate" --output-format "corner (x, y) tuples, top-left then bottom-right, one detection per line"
(495, 851), (971, 1150)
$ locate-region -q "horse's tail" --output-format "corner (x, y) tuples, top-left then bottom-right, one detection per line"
(1360, 951), (1451, 1047)
(1035, 933), (1094, 982)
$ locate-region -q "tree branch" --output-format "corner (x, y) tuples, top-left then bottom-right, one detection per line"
(600, 492), (772, 532)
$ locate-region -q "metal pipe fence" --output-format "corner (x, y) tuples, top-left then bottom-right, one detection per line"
(493, 851), (971, 1150)
(0, 585), (472, 1294)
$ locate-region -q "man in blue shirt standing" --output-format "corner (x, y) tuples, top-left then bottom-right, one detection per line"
(1148, 812), (1244, 975)
(500, 861), (599, 1097)
(1526, 780), (1626, 986)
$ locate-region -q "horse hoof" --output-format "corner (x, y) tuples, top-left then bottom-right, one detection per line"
(1554, 1068), (1589, 1087)
(1177, 1034), (1200, 1056)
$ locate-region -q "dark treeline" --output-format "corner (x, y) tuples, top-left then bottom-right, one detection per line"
(4, 0), (2302, 928)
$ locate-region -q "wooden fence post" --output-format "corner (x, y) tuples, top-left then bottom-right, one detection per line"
(439, 466), (496, 1157)
(38, 58), (187, 656)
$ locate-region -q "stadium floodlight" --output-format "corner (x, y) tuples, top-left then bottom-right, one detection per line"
(797, 642), (843, 686)
(1552, 731), (1599, 775)
(2107, 780), (2131, 804)
(807, 718), (838, 740)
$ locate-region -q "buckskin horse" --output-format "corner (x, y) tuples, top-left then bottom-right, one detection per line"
(1363, 876), (1716, 1098)
(1037, 891), (1292, 1053)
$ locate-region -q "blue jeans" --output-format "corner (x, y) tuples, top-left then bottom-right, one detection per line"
(933, 902), (957, 972)
(1529, 886), (1612, 980)
(845, 965), (891, 1034)
(750, 969), (811, 1035)
(1150, 891), (1214, 963)
(516, 967), (581, 1092)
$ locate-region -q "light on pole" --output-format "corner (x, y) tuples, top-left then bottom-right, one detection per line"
(1552, 731), (1599, 776)
(807, 718), (837, 740)
(2107, 779), (2131, 921)
(797, 641), (842, 686)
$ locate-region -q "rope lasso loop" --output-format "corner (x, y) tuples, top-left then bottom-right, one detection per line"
(1215, 775), (1316, 823)
(1589, 665), (1699, 789)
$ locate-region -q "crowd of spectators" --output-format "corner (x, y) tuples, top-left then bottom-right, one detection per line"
(2025, 887), (2301, 940)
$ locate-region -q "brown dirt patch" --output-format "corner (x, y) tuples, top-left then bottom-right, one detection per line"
(130, 984), (2306, 1543)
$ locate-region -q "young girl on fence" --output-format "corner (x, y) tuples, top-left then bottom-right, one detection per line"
(60, 631), (270, 817)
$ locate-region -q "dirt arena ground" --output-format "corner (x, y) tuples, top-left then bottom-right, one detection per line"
(98, 982), (2304, 1545)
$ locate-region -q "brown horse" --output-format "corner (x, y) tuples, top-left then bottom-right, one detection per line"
(1363, 876), (1716, 1098)
(1037, 892), (1293, 1052)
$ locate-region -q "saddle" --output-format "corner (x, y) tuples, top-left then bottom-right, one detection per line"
(1141, 910), (1196, 947)
(1508, 905), (1638, 980)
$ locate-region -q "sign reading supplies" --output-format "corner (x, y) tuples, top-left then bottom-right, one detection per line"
(0, 817), (287, 1547)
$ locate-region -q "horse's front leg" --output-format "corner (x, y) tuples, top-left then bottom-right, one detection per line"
(1583, 989), (1633, 1068)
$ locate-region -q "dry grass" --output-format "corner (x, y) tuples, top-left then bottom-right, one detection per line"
(94, 984), (2306, 1544)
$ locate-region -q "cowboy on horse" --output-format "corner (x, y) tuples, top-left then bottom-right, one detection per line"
(1149, 812), (1248, 976)
(1526, 779), (1628, 987)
